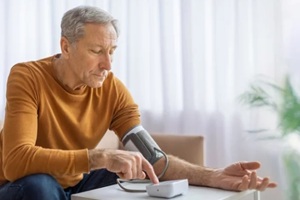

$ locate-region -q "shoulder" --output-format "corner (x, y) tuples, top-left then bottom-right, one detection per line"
(7, 56), (55, 96)
(8, 56), (56, 88)
(9, 56), (54, 77)
(11, 55), (53, 71)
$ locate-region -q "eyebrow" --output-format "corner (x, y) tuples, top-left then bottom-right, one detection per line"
(89, 44), (118, 49)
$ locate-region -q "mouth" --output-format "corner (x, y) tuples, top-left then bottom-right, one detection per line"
(94, 72), (107, 78)
(92, 70), (108, 81)
(94, 74), (106, 81)
(94, 74), (104, 77)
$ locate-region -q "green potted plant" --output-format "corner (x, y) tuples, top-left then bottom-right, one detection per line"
(239, 75), (300, 200)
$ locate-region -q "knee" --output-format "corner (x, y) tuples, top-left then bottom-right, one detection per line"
(16, 174), (65, 200)
(21, 174), (58, 191)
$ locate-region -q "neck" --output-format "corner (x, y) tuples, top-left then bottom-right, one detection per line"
(53, 55), (84, 91)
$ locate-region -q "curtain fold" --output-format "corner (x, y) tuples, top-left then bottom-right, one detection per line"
(0, 0), (295, 199)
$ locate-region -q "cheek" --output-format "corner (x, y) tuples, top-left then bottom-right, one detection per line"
(77, 57), (96, 72)
(71, 52), (99, 75)
(84, 65), (100, 77)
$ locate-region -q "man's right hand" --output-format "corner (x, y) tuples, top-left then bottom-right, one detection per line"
(88, 149), (159, 184)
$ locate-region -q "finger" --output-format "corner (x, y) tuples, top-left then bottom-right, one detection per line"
(117, 172), (124, 179)
(255, 176), (277, 188)
(134, 153), (145, 179)
(256, 177), (269, 191)
(140, 171), (146, 179)
(238, 175), (249, 191)
(142, 158), (159, 184)
(120, 162), (133, 180)
(240, 161), (260, 171)
(117, 171), (130, 180)
(267, 182), (277, 188)
(130, 155), (138, 179)
(248, 172), (257, 189)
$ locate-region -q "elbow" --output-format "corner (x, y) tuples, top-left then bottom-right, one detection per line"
(2, 148), (31, 181)
(3, 158), (23, 181)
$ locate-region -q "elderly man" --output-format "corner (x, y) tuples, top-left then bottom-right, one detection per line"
(0, 5), (276, 200)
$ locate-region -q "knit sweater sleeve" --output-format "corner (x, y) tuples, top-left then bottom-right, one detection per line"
(109, 76), (141, 139)
(2, 64), (89, 182)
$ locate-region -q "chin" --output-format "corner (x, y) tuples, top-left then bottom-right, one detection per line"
(86, 76), (107, 88)
(89, 83), (102, 88)
(90, 81), (105, 88)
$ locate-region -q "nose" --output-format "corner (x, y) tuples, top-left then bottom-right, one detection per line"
(100, 52), (112, 70)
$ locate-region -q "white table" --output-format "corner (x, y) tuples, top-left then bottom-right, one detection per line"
(71, 183), (260, 200)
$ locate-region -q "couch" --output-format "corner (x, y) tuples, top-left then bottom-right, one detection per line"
(0, 121), (204, 165)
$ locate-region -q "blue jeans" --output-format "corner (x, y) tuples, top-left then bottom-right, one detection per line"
(0, 169), (118, 200)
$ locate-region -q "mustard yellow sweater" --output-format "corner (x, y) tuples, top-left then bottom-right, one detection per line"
(0, 55), (140, 188)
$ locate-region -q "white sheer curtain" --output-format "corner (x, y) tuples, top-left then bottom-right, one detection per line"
(0, 0), (296, 199)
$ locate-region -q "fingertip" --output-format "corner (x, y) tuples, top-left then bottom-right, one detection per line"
(243, 174), (249, 179)
(141, 171), (146, 179)
(262, 177), (270, 183)
(142, 159), (159, 184)
(143, 166), (158, 184)
(238, 175), (249, 191)
(240, 161), (260, 170)
(252, 161), (261, 169)
(255, 161), (261, 168)
(150, 174), (159, 184)
(242, 174), (249, 184)
(269, 182), (277, 188)
(153, 171), (159, 184)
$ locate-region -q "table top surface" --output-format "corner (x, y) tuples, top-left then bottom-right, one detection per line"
(71, 182), (257, 200)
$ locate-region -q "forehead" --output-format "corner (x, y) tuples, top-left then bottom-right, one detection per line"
(80, 23), (118, 46)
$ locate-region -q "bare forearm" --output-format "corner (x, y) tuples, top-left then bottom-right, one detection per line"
(88, 149), (106, 170)
(154, 155), (215, 186)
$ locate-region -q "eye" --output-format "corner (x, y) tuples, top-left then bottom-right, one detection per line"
(91, 49), (103, 54)
(109, 47), (117, 55)
(109, 50), (114, 55)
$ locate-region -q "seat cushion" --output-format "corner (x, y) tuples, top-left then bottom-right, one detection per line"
(151, 134), (204, 166)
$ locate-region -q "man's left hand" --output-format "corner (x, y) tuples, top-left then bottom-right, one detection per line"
(210, 161), (277, 191)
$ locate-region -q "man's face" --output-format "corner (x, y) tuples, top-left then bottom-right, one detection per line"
(66, 23), (118, 89)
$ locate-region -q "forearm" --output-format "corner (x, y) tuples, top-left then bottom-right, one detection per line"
(153, 155), (216, 186)
(3, 145), (89, 181)
(88, 149), (106, 170)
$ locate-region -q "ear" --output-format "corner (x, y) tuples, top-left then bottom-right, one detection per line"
(60, 36), (71, 59)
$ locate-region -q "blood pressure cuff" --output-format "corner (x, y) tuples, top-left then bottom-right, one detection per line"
(121, 125), (164, 165)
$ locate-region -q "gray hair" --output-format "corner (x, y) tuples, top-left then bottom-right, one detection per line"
(61, 6), (120, 44)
